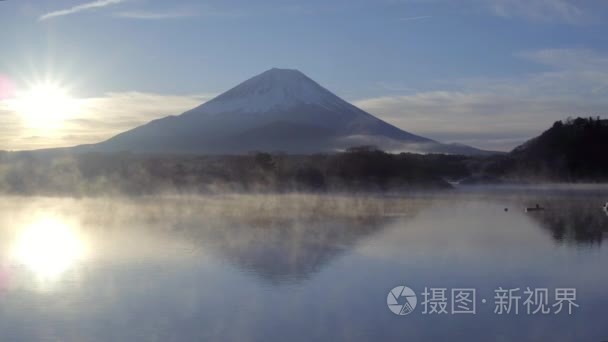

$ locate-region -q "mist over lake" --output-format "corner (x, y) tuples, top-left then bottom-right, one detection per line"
(0, 187), (606, 341)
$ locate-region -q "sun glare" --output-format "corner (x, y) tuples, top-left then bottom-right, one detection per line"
(11, 217), (88, 282)
(10, 81), (80, 130)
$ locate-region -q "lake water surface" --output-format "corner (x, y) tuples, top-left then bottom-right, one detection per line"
(0, 187), (607, 341)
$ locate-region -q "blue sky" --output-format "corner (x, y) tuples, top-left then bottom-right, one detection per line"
(1, 0), (607, 151)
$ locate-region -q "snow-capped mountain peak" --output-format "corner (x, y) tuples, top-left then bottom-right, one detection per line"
(190, 68), (346, 114)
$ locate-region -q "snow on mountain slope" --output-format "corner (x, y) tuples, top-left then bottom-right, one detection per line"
(190, 68), (344, 114)
(84, 68), (493, 155)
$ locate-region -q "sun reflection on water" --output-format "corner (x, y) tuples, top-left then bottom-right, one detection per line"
(10, 216), (89, 283)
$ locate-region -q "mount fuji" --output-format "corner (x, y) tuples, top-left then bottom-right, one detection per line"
(81, 68), (492, 155)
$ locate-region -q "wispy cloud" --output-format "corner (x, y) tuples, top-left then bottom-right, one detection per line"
(39, 0), (127, 21)
(399, 15), (432, 22)
(115, 9), (198, 20)
(401, 0), (589, 23)
(517, 48), (608, 71)
(484, 0), (584, 23)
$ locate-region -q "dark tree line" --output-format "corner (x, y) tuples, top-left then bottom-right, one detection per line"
(0, 146), (452, 195)
(0, 117), (605, 195)
(488, 117), (608, 181)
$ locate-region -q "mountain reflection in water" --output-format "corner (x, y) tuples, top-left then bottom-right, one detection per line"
(0, 191), (606, 341)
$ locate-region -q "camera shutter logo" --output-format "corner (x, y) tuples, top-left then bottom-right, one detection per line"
(387, 286), (417, 315)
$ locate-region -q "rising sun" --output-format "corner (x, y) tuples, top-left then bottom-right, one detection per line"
(10, 81), (80, 130)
